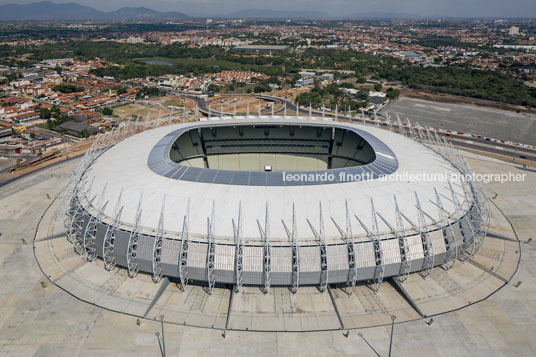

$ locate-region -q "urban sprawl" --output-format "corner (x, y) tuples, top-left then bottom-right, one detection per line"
(1, 18), (535, 163)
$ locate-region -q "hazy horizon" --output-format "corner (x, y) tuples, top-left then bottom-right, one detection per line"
(1, 0), (536, 18)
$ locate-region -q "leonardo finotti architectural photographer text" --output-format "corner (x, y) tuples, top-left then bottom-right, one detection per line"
(282, 171), (526, 184)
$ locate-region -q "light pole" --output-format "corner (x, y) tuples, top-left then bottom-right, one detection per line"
(389, 315), (396, 357)
(160, 315), (166, 357)
(155, 332), (163, 357)
(358, 332), (381, 357)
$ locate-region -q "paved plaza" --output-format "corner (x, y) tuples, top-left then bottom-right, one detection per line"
(0, 152), (534, 356)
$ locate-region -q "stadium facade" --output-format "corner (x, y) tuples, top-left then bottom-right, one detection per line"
(62, 114), (490, 294)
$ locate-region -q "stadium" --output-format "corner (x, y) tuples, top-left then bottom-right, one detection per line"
(62, 113), (491, 295)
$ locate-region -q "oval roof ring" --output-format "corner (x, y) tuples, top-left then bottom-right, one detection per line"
(147, 120), (399, 186)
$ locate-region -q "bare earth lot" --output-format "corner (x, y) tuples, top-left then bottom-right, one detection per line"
(113, 97), (197, 121)
(207, 96), (283, 114)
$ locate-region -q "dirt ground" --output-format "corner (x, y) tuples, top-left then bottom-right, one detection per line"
(272, 87), (309, 102)
(207, 96), (283, 114)
(111, 97), (197, 125)
(205, 89), (311, 116)
(147, 96), (197, 110)
(113, 104), (167, 121)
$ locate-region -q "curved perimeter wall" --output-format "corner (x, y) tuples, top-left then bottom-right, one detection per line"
(69, 192), (483, 287)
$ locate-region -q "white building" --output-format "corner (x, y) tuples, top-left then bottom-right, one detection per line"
(126, 37), (144, 44)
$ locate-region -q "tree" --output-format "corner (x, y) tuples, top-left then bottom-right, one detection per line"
(102, 107), (113, 116)
(374, 83), (383, 91)
(207, 83), (219, 93)
(51, 105), (61, 118)
(53, 84), (82, 93)
(386, 87), (400, 100)
(267, 76), (281, 85)
(114, 86), (128, 95)
(339, 82), (355, 89)
(6, 72), (17, 82)
(40, 108), (51, 119)
(356, 88), (369, 101)
(254, 83), (270, 93)
(136, 87), (161, 98)
(326, 83), (340, 96)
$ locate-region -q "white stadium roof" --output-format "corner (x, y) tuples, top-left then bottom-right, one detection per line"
(80, 117), (470, 244)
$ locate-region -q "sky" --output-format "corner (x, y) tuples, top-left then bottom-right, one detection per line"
(1, 0), (536, 18)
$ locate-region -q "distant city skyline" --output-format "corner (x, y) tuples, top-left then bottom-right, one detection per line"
(1, 0), (536, 18)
